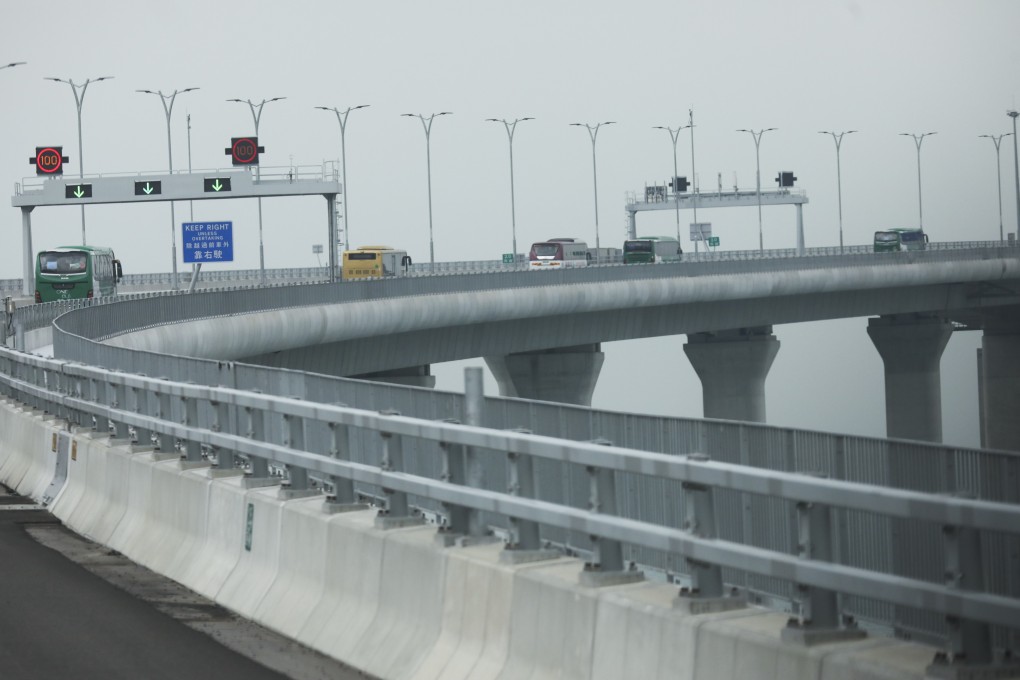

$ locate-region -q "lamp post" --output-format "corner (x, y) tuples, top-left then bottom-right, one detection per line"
(316, 105), (369, 262)
(402, 112), (451, 269)
(899, 131), (936, 230)
(45, 74), (114, 245)
(228, 97), (286, 284)
(571, 121), (615, 263)
(138, 87), (199, 290)
(818, 130), (857, 252)
(1009, 111), (1020, 243)
(1, 62), (25, 72)
(737, 127), (776, 252)
(653, 123), (690, 244)
(486, 117), (533, 262)
(979, 133), (1013, 242)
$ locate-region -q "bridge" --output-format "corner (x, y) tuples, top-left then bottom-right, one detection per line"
(2, 245), (1020, 679)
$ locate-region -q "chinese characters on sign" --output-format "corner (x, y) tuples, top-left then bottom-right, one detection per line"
(182, 221), (234, 263)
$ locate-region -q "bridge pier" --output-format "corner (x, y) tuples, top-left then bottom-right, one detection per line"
(980, 307), (1020, 452)
(683, 327), (779, 423)
(867, 315), (952, 443)
(484, 344), (604, 406)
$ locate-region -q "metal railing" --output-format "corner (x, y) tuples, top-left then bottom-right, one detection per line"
(2, 345), (1019, 667)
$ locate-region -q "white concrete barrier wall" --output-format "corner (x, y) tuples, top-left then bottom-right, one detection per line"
(0, 400), (945, 680)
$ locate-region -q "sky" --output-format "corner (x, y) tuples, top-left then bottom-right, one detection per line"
(3, 0), (1019, 448)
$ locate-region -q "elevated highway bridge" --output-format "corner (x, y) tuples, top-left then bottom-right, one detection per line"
(3, 242), (1020, 679)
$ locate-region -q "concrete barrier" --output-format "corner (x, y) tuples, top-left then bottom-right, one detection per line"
(0, 398), (952, 680)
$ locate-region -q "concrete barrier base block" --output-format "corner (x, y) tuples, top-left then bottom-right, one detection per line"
(578, 567), (645, 588)
(925, 658), (1020, 680)
(673, 594), (748, 615)
(374, 513), (425, 530)
(177, 460), (211, 471)
(148, 451), (180, 462)
(780, 621), (868, 646)
(277, 488), (323, 501)
(242, 476), (281, 489)
(108, 437), (133, 447)
(128, 445), (156, 455)
(321, 500), (370, 515)
(498, 547), (563, 565)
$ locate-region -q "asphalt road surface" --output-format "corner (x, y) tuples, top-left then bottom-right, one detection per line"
(0, 483), (373, 680)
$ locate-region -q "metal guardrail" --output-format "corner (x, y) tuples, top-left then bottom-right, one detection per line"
(1, 347), (1019, 668)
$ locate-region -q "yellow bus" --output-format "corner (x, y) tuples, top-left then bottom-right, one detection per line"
(341, 246), (411, 280)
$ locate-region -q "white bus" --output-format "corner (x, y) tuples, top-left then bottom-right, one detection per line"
(527, 238), (591, 269)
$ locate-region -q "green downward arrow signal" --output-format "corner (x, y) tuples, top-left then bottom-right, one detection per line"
(211, 179), (223, 192)
(73, 186), (84, 198)
(143, 182), (154, 194)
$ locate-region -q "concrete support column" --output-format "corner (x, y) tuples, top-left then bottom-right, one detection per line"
(484, 344), (604, 406)
(866, 315), (952, 443)
(22, 207), (34, 298)
(355, 365), (436, 389)
(980, 307), (1020, 452)
(683, 327), (779, 423)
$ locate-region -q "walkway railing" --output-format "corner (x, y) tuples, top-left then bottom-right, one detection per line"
(1, 345), (1019, 668)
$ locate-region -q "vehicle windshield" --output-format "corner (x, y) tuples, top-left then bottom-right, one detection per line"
(900, 231), (924, 242)
(874, 232), (899, 243)
(531, 244), (562, 258)
(39, 251), (87, 274)
(624, 241), (652, 253)
(347, 252), (377, 260)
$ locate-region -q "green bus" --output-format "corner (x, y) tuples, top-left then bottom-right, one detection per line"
(35, 246), (123, 303)
(623, 235), (682, 264)
(873, 228), (928, 253)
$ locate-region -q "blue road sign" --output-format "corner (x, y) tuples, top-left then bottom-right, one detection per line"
(182, 221), (233, 263)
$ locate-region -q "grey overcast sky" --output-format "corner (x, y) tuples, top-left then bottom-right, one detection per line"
(3, 0), (1019, 447)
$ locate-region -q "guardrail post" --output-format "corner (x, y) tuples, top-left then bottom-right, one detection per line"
(281, 413), (315, 498)
(437, 368), (490, 545)
(926, 502), (1012, 678)
(782, 477), (866, 645)
(500, 428), (560, 565)
(110, 377), (130, 442)
(92, 376), (110, 436)
(154, 389), (175, 457)
(675, 454), (746, 614)
(324, 408), (365, 512)
(375, 410), (423, 529)
(580, 438), (643, 587)
(180, 389), (203, 464)
(130, 378), (154, 451)
(210, 399), (236, 473)
(242, 404), (275, 487)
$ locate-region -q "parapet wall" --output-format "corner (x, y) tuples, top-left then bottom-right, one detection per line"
(0, 398), (939, 680)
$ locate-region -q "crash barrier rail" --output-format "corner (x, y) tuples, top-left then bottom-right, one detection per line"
(2, 345), (1019, 671)
(3, 239), (1012, 297)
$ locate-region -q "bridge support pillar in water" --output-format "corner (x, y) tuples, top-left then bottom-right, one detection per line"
(867, 314), (952, 443)
(484, 344), (604, 406)
(980, 306), (1020, 452)
(683, 327), (779, 423)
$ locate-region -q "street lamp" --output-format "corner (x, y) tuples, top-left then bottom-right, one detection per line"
(571, 121), (616, 262)
(138, 87), (199, 290)
(402, 112), (452, 269)
(1, 62), (26, 72)
(45, 74), (114, 245)
(737, 127), (776, 251)
(486, 117), (533, 262)
(899, 131), (937, 230)
(818, 130), (857, 252)
(653, 123), (691, 243)
(228, 97), (286, 284)
(316, 104), (369, 261)
(979, 133), (1014, 242)
(1009, 111), (1020, 243)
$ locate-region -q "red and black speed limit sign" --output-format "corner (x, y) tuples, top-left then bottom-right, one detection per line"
(30, 146), (69, 175)
(225, 136), (265, 166)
